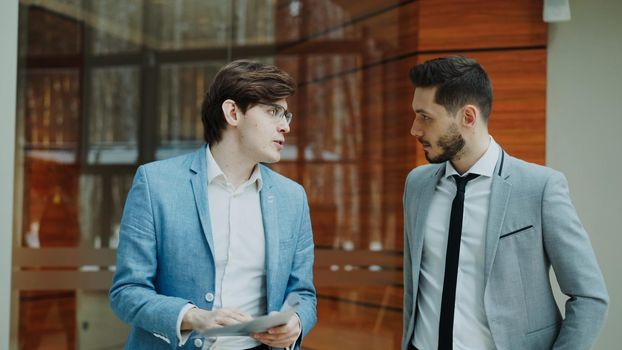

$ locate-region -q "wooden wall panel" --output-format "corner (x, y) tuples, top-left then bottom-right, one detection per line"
(418, 0), (546, 51)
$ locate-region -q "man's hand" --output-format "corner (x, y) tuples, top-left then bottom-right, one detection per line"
(251, 314), (300, 348)
(181, 307), (252, 333)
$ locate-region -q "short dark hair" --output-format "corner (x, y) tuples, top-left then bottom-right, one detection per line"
(201, 60), (296, 144)
(409, 56), (493, 121)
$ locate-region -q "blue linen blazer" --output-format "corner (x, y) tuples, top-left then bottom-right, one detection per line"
(109, 145), (317, 349)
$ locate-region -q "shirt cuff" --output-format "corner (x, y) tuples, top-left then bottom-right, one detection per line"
(286, 313), (302, 350)
(176, 303), (197, 346)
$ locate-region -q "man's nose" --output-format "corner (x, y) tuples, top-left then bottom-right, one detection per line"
(279, 119), (290, 133)
(411, 120), (423, 137)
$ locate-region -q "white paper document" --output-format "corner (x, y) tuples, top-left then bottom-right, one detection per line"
(198, 307), (298, 337)
(198, 295), (301, 337)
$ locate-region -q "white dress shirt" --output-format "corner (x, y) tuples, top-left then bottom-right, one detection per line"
(413, 137), (499, 350)
(177, 146), (266, 350)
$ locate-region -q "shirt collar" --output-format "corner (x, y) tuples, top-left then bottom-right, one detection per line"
(206, 145), (263, 191)
(444, 136), (500, 179)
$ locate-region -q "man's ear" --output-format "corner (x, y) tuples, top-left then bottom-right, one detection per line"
(222, 99), (240, 126)
(462, 104), (478, 128)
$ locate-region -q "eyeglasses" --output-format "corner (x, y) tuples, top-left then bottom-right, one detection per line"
(261, 103), (293, 125)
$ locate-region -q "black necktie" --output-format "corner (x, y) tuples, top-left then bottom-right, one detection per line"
(438, 173), (480, 350)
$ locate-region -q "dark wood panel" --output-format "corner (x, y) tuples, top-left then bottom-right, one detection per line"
(23, 156), (81, 248)
(318, 286), (403, 310)
(417, 0), (546, 51)
(19, 290), (76, 349)
(315, 249), (402, 267)
(305, 294), (402, 350)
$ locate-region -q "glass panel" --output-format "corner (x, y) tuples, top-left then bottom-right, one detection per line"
(233, 0), (275, 45)
(22, 68), (81, 249)
(24, 3), (83, 57)
(87, 0), (143, 54)
(153, 1), (230, 50)
(14, 1), (444, 349)
(78, 175), (104, 247)
(156, 62), (223, 159)
(24, 69), (80, 160)
(301, 60), (363, 161)
(109, 174), (134, 248)
(303, 163), (362, 249)
(87, 66), (140, 164)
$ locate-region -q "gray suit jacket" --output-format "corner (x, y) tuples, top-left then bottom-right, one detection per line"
(402, 151), (608, 350)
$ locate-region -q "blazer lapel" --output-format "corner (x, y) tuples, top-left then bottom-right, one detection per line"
(412, 166), (445, 266)
(259, 166), (280, 312)
(484, 150), (512, 285)
(189, 146), (215, 257)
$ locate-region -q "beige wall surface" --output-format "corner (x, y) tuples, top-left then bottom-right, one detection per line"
(0, 1), (18, 350)
(547, 0), (622, 348)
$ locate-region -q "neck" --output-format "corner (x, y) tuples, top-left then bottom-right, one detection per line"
(450, 134), (490, 175)
(210, 137), (257, 188)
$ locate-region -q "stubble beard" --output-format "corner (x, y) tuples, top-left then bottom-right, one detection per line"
(424, 123), (465, 164)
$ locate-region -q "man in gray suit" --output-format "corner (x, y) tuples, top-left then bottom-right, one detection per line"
(402, 56), (608, 350)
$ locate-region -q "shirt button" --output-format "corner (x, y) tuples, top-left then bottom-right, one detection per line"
(205, 292), (214, 302)
(194, 338), (203, 348)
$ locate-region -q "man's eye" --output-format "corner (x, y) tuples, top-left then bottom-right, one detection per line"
(269, 108), (277, 115)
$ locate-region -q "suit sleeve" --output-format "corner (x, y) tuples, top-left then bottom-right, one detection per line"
(542, 171), (609, 349)
(109, 166), (192, 347)
(287, 187), (318, 350)
(402, 172), (415, 349)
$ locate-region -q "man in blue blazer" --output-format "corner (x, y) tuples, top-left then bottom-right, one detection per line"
(110, 60), (316, 350)
(402, 56), (608, 350)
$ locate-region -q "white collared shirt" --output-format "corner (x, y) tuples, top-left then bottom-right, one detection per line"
(414, 137), (499, 350)
(177, 146), (266, 350)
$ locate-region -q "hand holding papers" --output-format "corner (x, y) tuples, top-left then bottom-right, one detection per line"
(198, 306), (298, 337)
(198, 294), (301, 338)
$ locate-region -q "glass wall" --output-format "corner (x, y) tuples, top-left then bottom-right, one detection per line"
(13, 0), (546, 349)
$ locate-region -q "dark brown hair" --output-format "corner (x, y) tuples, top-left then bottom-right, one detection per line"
(409, 56), (493, 121)
(201, 60), (296, 144)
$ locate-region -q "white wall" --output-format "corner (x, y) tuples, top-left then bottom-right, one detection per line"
(547, 0), (622, 348)
(0, 1), (18, 350)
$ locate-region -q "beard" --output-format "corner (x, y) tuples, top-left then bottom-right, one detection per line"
(423, 123), (465, 163)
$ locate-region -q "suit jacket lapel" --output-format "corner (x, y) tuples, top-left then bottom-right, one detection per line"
(189, 146), (215, 258)
(484, 150), (512, 285)
(412, 166), (445, 267)
(259, 165), (280, 311)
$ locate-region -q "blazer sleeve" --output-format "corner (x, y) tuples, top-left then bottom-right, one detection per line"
(402, 174), (415, 349)
(287, 187), (317, 350)
(109, 166), (192, 347)
(542, 171), (609, 349)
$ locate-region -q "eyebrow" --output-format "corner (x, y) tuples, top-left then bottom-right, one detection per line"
(414, 108), (430, 114)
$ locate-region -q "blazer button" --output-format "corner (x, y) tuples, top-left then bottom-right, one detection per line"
(194, 338), (203, 348)
(205, 292), (214, 302)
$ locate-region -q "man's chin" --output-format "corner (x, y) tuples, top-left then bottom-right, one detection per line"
(425, 152), (447, 164)
(261, 154), (281, 164)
